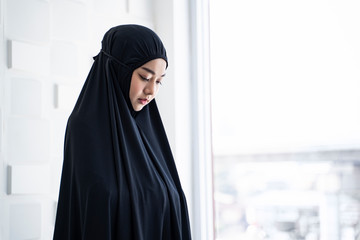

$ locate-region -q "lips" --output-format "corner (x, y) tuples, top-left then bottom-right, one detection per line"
(138, 98), (148, 105)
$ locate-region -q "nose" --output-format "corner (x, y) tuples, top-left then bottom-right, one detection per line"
(144, 81), (156, 96)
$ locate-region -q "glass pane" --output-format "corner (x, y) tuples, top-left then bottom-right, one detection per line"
(209, 0), (360, 239)
(214, 153), (360, 240)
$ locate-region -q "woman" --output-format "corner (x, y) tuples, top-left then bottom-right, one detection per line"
(53, 24), (192, 240)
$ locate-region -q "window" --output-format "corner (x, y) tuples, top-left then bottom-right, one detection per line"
(210, 1), (360, 239)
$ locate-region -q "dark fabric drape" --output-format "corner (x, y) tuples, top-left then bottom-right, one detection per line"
(53, 24), (191, 240)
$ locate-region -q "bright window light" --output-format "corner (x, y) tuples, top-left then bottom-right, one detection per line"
(209, 1), (360, 239)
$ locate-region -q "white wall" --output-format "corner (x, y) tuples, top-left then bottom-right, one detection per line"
(0, 0), (191, 239)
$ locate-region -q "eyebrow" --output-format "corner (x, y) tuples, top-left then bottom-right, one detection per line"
(141, 67), (166, 77)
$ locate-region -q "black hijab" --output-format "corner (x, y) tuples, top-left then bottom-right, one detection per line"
(53, 24), (192, 240)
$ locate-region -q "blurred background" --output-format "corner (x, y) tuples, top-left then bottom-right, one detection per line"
(0, 0), (360, 239)
(210, 0), (360, 240)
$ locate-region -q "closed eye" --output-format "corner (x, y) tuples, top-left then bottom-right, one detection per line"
(139, 74), (150, 81)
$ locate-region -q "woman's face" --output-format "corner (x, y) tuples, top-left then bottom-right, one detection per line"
(129, 58), (167, 111)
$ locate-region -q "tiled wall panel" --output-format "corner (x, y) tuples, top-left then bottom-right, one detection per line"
(9, 40), (50, 75)
(51, 157), (63, 196)
(93, 0), (127, 17)
(51, 0), (87, 41)
(11, 78), (42, 116)
(9, 165), (50, 194)
(54, 84), (81, 111)
(0, 108), (2, 153)
(10, 203), (41, 239)
(6, 0), (50, 43)
(51, 112), (68, 157)
(7, 117), (50, 163)
(129, 0), (153, 19)
(51, 41), (78, 77)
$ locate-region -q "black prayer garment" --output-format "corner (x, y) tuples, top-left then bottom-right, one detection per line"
(53, 24), (192, 240)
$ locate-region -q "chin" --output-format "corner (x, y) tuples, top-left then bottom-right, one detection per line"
(134, 106), (144, 111)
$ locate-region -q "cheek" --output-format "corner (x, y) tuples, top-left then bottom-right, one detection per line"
(129, 80), (141, 98)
